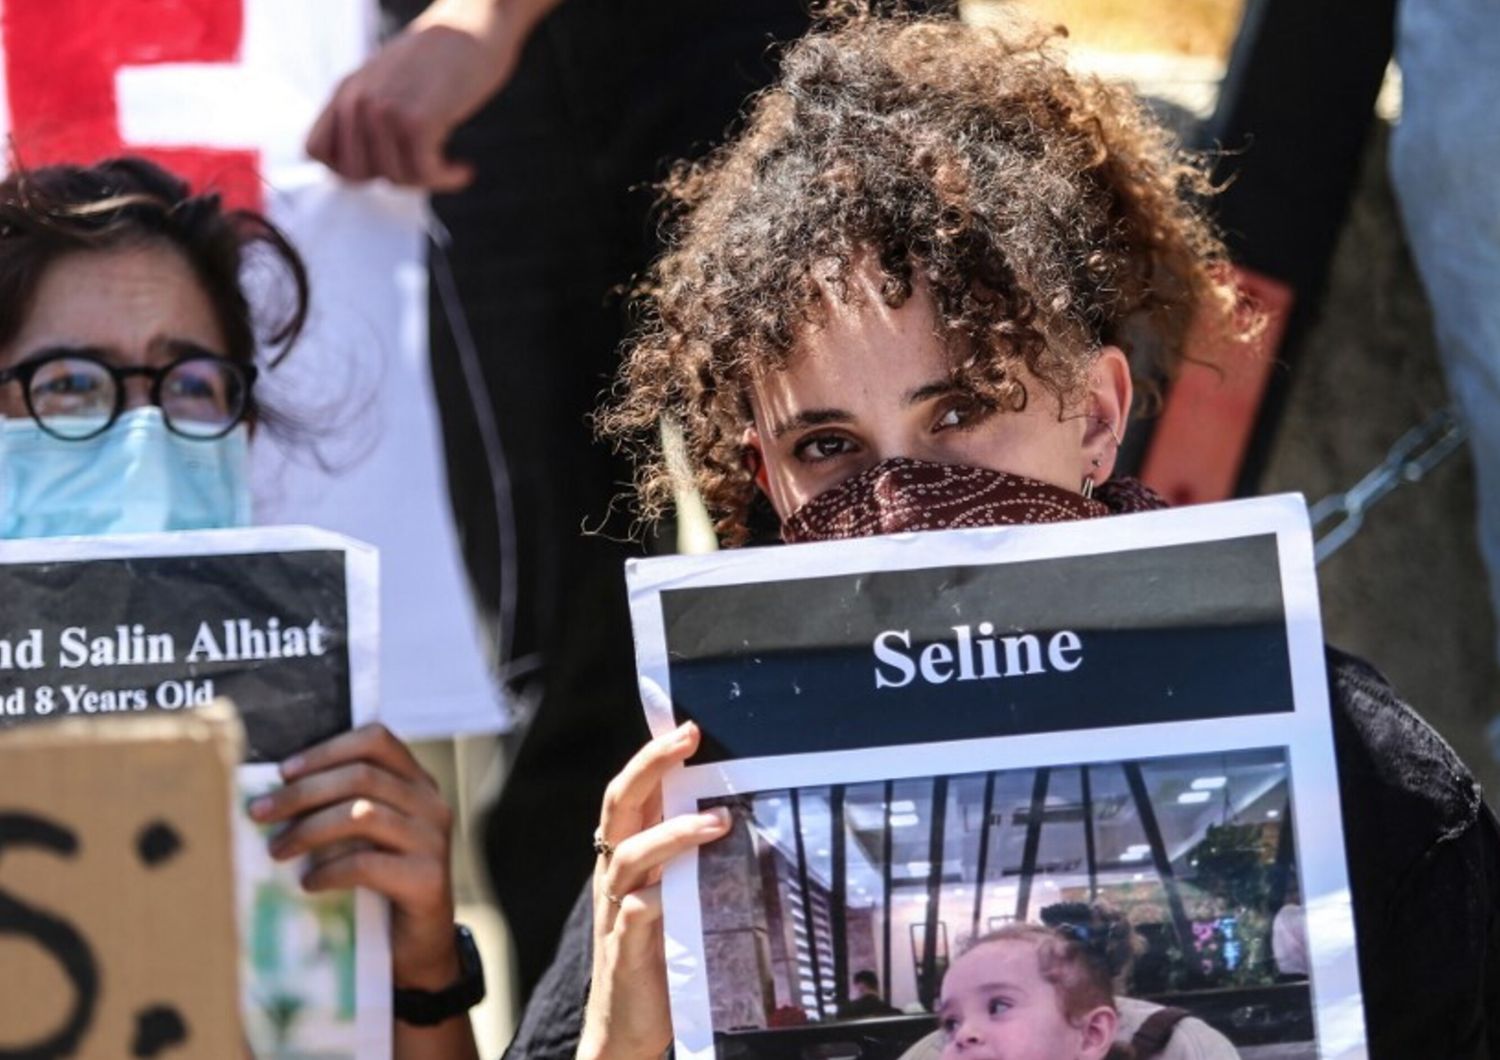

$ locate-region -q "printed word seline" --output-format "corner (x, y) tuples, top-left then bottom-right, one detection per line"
(0, 618), (331, 670)
(872, 623), (1083, 689)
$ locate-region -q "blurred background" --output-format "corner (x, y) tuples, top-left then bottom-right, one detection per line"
(970, 0), (1499, 803)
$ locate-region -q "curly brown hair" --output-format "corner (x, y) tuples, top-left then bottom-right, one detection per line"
(601, 11), (1246, 545)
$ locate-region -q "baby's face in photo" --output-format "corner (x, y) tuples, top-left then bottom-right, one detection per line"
(937, 940), (1109, 1060)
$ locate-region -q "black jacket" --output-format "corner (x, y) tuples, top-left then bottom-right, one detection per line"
(1326, 649), (1500, 1054)
(503, 648), (1500, 1059)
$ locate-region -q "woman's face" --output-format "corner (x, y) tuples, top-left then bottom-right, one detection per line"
(0, 242), (229, 420)
(745, 265), (1132, 521)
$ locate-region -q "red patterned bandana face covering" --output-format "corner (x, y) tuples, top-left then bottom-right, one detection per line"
(779, 457), (1168, 544)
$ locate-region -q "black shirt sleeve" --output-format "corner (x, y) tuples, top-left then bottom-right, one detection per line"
(502, 882), (593, 1060)
(1327, 647), (1500, 1058)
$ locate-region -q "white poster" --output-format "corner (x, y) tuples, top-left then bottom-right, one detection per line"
(628, 495), (1367, 1060)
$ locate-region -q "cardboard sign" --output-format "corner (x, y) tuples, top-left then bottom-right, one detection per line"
(629, 495), (1368, 1060)
(0, 704), (242, 1059)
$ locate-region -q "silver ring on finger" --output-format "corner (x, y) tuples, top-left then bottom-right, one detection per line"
(593, 829), (615, 861)
(604, 890), (625, 908)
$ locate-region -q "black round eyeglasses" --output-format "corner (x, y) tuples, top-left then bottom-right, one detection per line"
(0, 349), (257, 441)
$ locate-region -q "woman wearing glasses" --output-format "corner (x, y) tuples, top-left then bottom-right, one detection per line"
(0, 157), (480, 1060)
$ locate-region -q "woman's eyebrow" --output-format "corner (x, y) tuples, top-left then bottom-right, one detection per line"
(12, 342), (113, 364)
(903, 379), (961, 405)
(770, 407), (851, 439)
(152, 336), (226, 360)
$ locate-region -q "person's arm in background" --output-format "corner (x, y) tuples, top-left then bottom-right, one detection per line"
(250, 724), (482, 1060)
(306, 0), (564, 189)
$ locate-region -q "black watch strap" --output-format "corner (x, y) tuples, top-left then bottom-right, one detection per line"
(394, 924), (486, 1026)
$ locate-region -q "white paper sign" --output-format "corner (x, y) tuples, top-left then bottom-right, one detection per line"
(628, 495), (1367, 1060)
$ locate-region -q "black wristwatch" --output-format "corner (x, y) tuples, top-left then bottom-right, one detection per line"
(394, 925), (487, 1026)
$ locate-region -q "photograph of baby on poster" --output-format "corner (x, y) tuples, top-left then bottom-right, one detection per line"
(695, 748), (1312, 1060)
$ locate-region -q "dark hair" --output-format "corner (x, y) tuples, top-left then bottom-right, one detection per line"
(853, 969), (880, 990)
(0, 155), (310, 425)
(959, 923), (1115, 1024)
(1039, 902), (1140, 979)
(601, 11), (1253, 544)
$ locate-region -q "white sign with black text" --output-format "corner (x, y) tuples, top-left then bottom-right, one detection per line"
(628, 495), (1366, 1060)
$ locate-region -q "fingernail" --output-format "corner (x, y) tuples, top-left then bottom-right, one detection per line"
(280, 754), (305, 778)
(705, 806), (732, 830)
(248, 797), (274, 821)
(673, 721), (696, 745)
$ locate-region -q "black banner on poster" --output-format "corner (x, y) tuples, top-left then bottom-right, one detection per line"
(659, 535), (1290, 764)
(0, 533), (371, 762)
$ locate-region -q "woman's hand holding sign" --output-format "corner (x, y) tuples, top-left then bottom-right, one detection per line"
(580, 721), (731, 1060)
(249, 723), (460, 989)
(251, 724), (480, 1059)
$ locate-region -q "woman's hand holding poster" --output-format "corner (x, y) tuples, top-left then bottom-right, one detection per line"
(626, 494), (1366, 1060)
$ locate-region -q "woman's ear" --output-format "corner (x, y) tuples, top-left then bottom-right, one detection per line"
(1076, 1004), (1119, 1060)
(742, 427), (770, 494)
(1081, 346), (1132, 485)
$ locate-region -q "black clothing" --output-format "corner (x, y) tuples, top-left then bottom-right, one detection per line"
(836, 994), (900, 1020)
(505, 883), (593, 1060)
(392, 0), (952, 997)
(501, 648), (1500, 1059)
(403, 0), (815, 997)
(1327, 649), (1500, 1054)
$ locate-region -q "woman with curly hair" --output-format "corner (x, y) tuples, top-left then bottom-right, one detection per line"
(503, 11), (1499, 1060)
(601, 11), (1236, 545)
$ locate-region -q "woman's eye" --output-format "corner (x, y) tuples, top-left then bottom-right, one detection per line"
(165, 375), (222, 404)
(36, 372), (98, 396)
(933, 398), (990, 432)
(793, 434), (856, 462)
(167, 376), (211, 398)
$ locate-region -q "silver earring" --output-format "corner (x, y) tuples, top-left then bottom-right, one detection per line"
(1081, 455), (1102, 499)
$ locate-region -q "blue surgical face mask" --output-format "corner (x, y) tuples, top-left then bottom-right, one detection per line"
(0, 407), (251, 539)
